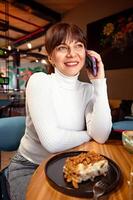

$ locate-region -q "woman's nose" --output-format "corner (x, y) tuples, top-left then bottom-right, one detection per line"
(66, 47), (76, 57)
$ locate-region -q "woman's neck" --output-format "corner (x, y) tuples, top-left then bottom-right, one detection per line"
(53, 68), (79, 89)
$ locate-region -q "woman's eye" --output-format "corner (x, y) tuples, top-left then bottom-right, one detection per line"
(57, 46), (67, 52)
(75, 43), (84, 49)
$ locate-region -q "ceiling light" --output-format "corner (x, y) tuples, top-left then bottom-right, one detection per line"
(27, 42), (32, 49)
(41, 59), (47, 64)
(8, 45), (11, 50)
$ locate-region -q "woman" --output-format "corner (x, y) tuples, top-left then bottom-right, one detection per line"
(7, 22), (112, 200)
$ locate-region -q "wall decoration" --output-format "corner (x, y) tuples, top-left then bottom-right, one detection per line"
(87, 8), (133, 70)
(0, 62), (47, 90)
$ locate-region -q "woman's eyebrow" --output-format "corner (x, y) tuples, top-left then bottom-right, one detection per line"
(58, 42), (66, 45)
(59, 40), (83, 46)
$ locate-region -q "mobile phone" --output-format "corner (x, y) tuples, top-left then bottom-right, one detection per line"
(85, 55), (97, 76)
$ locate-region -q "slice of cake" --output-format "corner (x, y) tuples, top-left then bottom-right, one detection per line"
(63, 151), (108, 188)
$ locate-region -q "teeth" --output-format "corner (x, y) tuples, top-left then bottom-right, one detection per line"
(65, 62), (78, 66)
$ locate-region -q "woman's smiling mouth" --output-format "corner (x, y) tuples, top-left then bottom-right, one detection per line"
(64, 61), (79, 67)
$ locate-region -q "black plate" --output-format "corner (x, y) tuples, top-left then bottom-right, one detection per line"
(45, 151), (121, 198)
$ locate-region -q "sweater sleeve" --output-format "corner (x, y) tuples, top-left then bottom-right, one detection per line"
(26, 73), (90, 153)
(85, 78), (112, 143)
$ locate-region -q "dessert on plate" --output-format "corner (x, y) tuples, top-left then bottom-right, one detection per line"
(63, 151), (108, 188)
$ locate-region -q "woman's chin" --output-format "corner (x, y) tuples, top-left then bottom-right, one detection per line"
(63, 68), (80, 76)
(64, 71), (79, 77)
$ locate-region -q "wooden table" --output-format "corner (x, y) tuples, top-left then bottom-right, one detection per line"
(26, 140), (133, 200)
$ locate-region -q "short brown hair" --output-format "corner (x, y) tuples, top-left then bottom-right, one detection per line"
(45, 22), (87, 55)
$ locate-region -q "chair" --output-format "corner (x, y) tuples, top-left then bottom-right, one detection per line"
(0, 116), (25, 200)
(0, 99), (12, 118)
(111, 119), (133, 140)
(0, 116), (25, 151)
(112, 120), (133, 133)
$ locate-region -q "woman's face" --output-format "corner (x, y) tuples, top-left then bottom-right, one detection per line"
(49, 39), (86, 76)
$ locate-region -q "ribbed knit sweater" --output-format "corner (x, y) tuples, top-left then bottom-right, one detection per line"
(19, 69), (112, 164)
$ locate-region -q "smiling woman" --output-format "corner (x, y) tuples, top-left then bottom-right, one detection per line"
(45, 23), (87, 76)
(49, 40), (86, 76)
(6, 22), (112, 200)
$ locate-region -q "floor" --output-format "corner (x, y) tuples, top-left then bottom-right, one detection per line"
(0, 151), (16, 170)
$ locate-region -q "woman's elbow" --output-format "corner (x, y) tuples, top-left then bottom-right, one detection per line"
(96, 127), (112, 144)
(90, 124), (112, 144)
(95, 136), (108, 144)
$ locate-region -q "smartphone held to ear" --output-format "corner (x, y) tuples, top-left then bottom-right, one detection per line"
(85, 55), (97, 76)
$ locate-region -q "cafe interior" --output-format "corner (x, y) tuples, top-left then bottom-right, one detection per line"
(0, 0), (133, 199)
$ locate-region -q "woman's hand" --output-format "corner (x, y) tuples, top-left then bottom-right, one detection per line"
(86, 50), (105, 80)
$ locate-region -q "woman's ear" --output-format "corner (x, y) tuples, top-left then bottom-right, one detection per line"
(48, 56), (52, 64)
(48, 56), (56, 69)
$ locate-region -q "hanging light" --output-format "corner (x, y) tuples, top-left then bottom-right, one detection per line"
(41, 59), (47, 64)
(27, 42), (32, 49)
(8, 45), (12, 50)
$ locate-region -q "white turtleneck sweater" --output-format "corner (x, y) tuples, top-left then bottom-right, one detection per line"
(19, 69), (112, 164)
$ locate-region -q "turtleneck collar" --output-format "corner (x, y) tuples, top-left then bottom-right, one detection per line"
(53, 68), (79, 90)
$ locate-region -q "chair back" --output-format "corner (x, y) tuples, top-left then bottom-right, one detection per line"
(0, 116), (25, 200)
(113, 120), (133, 133)
(0, 116), (25, 151)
